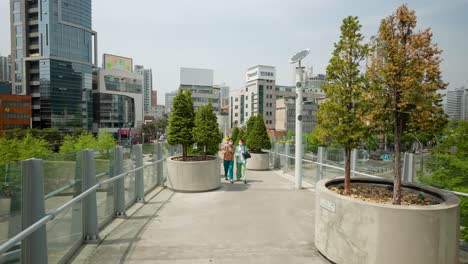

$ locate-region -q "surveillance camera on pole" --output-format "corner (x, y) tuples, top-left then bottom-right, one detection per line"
(289, 49), (310, 189)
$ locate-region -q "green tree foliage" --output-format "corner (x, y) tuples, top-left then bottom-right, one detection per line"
(287, 131), (295, 140)
(59, 132), (98, 154)
(0, 133), (52, 165)
(167, 89), (195, 160)
(97, 132), (117, 158)
(192, 103), (222, 159)
(419, 120), (468, 240)
(245, 115), (257, 144)
(231, 127), (240, 144)
(367, 5), (447, 204)
(235, 129), (245, 146)
(314, 16), (369, 194)
(246, 115), (272, 152)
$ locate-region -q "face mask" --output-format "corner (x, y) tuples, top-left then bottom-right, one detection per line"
(239, 142), (243, 145)
(229, 141), (233, 145)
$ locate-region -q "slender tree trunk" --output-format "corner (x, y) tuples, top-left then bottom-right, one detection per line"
(203, 144), (207, 160)
(392, 118), (403, 205)
(344, 147), (351, 195)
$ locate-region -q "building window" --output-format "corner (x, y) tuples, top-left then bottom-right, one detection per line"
(235, 105), (238, 109)
(15, 25), (22, 35)
(246, 112), (248, 116)
(246, 104), (248, 108)
(14, 13), (21, 23)
(235, 113), (238, 117)
(235, 97), (238, 102)
(246, 87), (248, 92)
(246, 96), (248, 100)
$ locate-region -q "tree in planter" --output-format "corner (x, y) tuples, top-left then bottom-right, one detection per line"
(235, 128), (245, 146)
(231, 127), (240, 144)
(367, 4), (447, 204)
(245, 115), (257, 144)
(313, 16), (369, 194)
(167, 89), (195, 161)
(193, 103), (222, 159)
(246, 115), (271, 153)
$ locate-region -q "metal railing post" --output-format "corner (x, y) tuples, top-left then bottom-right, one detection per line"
(133, 144), (145, 202)
(112, 146), (126, 217)
(351, 149), (357, 177)
(284, 143), (290, 173)
(21, 158), (48, 264)
(82, 149), (99, 242)
(156, 143), (163, 185)
(316, 147), (324, 182)
(403, 152), (415, 183)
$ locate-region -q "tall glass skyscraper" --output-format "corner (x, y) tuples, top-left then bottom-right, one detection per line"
(10, 0), (97, 130)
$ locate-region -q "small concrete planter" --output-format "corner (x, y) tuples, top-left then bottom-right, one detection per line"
(246, 152), (269, 171)
(315, 177), (460, 264)
(166, 156), (221, 192)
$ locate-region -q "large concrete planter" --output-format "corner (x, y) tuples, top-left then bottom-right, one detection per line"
(315, 177), (460, 264)
(166, 155), (221, 192)
(246, 152), (269, 171)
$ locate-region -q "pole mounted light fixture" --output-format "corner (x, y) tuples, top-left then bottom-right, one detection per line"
(289, 49), (310, 189)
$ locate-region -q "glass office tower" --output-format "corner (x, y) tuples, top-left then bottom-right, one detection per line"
(10, 0), (97, 130)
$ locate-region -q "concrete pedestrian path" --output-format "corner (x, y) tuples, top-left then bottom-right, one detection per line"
(71, 169), (329, 264)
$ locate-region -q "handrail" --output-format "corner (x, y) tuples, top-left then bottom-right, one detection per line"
(267, 149), (468, 197)
(0, 157), (165, 255)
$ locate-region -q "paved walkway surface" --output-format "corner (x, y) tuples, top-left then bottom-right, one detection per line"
(71, 169), (329, 264)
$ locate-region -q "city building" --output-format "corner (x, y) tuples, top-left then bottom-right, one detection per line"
(179, 67), (220, 112)
(10, 0), (97, 130)
(0, 94), (31, 131)
(0, 81), (12, 94)
(445, 87), (468, 120)
(230, 65), (326, 129)
(164, 90), (178, 113)
(0, 54), (11, 82)
(152, 90), (158, 107)
(275, 98), (318, 134)
(215, 83), (230, 115)
(93, 54), (143, 134)
(135, 65), (153, 115)
(148, 105), (166, 120)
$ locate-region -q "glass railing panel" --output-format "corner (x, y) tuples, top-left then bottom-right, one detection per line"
(95, 148), (114, 228)
(0, 161), (22, 263)
(354, 148), (394, 179)
(42, 152), (82, 264)
(302, 159), (317, 185)
(143, 143), (158, 193)
(123, 147), (135, 208)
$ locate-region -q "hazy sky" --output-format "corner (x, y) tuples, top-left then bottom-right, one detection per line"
(1, 0), (467, 104)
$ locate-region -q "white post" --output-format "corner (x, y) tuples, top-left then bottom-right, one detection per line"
(294, 65), (304, 189)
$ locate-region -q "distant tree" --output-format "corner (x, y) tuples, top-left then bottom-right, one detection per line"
(419, 120), (468, 240)
(59, 132), (98, 154)
(367, 4), (447, 204)
(97, 132), (117, 158)
(167, 89), (195, 161)
(246, 115), (272, 153)
(192, 103), (222, 159)
(314, 16), (369, 194)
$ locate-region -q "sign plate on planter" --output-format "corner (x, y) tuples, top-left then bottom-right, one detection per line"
(320, 198), (336, 213)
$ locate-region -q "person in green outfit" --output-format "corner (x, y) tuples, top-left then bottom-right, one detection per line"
(234, 138), (248, 184)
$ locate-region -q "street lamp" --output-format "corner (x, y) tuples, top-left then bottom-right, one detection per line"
(289, 49), (310, 189)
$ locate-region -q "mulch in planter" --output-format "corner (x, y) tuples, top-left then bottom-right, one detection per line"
(171, 156), (217, 161)
(329, 183), (442, 206)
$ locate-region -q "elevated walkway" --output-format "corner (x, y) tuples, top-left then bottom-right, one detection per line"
(71, 169), (329, 263)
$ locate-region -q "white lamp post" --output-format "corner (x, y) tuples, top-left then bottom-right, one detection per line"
(289, 49), (310, 189)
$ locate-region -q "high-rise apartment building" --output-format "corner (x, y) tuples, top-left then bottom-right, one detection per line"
(152, 90), (157, 107)
(179, 67), (220, 112)
(135, 65), (153, 115)
(445, 87), (468, 120)
(230, 65), (326, 130)
(0, 54), (11, 82)
(10, 0), (97, 130)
